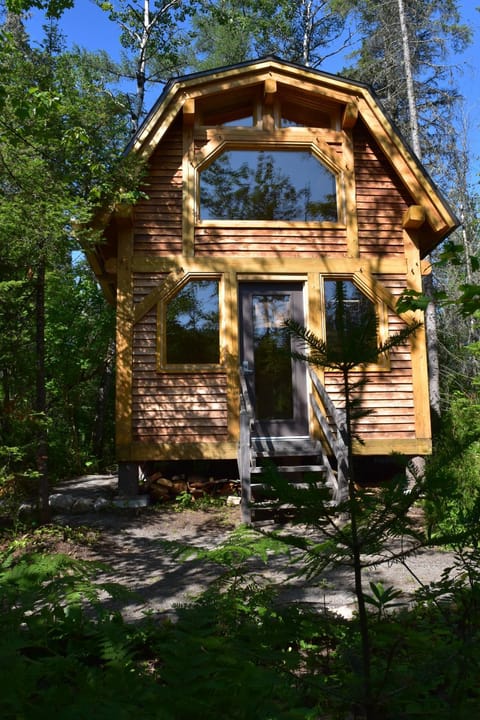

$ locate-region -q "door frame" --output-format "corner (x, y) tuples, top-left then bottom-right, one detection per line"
(239, 281), (309, 438)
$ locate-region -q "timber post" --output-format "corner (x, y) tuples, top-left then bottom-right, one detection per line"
(118, 462), (139, 497)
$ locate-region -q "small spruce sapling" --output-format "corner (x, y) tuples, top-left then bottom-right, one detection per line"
(276, 287), (423, 719)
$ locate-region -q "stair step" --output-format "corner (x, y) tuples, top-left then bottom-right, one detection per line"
(252, 438), (322, 457)
(251, 481), (325, 492)
(251, 464), (325, 475)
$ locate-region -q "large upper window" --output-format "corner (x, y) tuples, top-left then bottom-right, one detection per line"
(200, 149), (337, 222)
(165, 280), (220, 365)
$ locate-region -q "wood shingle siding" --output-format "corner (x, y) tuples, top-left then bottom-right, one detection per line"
(194, 227), (348, 256)
(323, 297), (416, 442)
(133, 273), (169, 304)
(354, 121), (410, 256)
(132, 309), (229, 444)
(133, 124), (183, 255)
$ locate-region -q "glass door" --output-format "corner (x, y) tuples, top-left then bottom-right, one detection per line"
(239, 283), (308, 437)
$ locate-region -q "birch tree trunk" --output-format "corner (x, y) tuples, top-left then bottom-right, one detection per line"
(301, 0), (313, 66)
(397, 0), (441, 423)
(105, 0), (183, 133)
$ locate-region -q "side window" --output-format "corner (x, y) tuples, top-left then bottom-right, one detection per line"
(324, 279), (378, 355)
(165, 279), (220, 365)
(199, 149), (337, 222)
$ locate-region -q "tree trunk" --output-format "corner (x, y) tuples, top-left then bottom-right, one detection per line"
(35, 256), (50, 523)
(397, 0), (421, 158)
(92, 339), (115, 460)
(397, 0), (441, 424)
(301, 0), (313, 66)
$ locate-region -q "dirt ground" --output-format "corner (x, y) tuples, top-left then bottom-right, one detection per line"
(45, 474), (457, 623)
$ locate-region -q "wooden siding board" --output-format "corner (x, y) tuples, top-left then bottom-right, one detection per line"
(133, 122), (183, 255)
(194, 227), (348, 256)
(354, 120), (410, 256)
(131, 307), (229, 444)
(324, 290), (416, 442)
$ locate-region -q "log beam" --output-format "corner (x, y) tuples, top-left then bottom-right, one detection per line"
(264, 78), (277, 105)
(403, 205), (426, 229)
(342, 100), (358, 129)
(183, 98), (195, 126)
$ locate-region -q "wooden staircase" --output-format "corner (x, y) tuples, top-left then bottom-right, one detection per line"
(249, 437), (332, 524)
(238, 367), (349, 524)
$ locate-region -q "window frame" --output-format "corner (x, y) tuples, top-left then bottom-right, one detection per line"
(193, 134), (345, 229)
(157, 273), (224, 373)
(321, 273), (390, 372)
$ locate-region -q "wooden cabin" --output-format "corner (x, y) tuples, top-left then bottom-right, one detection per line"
(87, 57), (458, 518)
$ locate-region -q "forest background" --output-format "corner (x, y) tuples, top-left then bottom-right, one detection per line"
(0, 0), (479, 531)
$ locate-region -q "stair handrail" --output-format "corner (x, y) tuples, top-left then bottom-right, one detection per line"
(239, 365), (254, 419)
(238, 366), (254, 522)
(308, 367), (349, 503)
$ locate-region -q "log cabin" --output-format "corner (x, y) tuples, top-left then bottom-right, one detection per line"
(86, 57), (458, 521)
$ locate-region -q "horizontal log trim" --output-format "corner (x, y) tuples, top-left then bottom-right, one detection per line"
(129, 256), (408, 274)
(195, 126), (345, 144)
(196, 219), (344, 230)
(352, 438), (432, 455)
(119, 441), (239, 462)
(117, 437), (432, 462)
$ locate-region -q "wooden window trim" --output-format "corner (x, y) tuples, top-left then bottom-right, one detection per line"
(197, 219), (344, 230)
(157, 272), (225, 373)
(194, 135), (346, 227)
(321, 273), (390, 372)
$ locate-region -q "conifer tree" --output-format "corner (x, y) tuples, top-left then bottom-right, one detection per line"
(0, 11), (135, 517)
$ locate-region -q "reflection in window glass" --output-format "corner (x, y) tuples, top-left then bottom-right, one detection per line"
(166, 280), (219, 364)
(200, 150), (337, 221)
(252, 294), (293, 420)
(325, 280), (377, 354)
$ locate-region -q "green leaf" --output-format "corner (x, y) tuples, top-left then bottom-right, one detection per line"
(5, 0), (74, 19)
(396, 289), (430, 313)
(437, 240), (464, 266)
(471, 255), (480, 273)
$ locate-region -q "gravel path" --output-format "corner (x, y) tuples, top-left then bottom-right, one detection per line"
(53, 474), (457, 622)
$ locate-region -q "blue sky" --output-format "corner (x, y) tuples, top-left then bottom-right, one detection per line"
(25, 1), (480, 184)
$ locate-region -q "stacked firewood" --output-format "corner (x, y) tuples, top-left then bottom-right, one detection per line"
(145, 471), (239, 503)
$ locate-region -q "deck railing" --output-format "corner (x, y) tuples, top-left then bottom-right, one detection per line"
(308, 367), (349, 504)
(237, 365), (350, 521)
(238, 366), (254, 523)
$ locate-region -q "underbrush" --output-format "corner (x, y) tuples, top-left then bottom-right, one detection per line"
(423, 392), (480, 544)
(1, 525), (480, 719)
